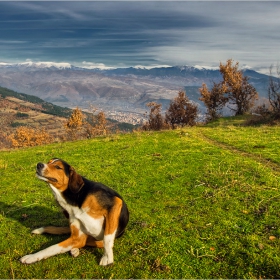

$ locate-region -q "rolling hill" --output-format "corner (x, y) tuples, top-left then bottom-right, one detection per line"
(0, 86), (135, 149)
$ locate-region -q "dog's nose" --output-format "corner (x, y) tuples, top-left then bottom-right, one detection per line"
(37, 162), (44, 170)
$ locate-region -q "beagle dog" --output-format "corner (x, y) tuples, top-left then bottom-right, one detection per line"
(20, 158), (129, 265)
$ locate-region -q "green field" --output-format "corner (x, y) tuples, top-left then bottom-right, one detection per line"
(1, 119), (280, 278)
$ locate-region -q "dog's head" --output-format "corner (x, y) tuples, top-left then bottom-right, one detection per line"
(36, 158), (84, 193)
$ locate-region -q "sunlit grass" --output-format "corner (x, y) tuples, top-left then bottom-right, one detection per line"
(1, 123), (280, 278)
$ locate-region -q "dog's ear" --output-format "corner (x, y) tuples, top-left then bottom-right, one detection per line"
(68, 167), (84, 193)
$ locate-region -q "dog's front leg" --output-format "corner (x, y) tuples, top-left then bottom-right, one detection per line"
(99, 231), (116, 266)
(99, 197), (123, 266)
(20, 242), (74, 264)
(20, 220), (87, 264)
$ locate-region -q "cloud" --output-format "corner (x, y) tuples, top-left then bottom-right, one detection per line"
(0, 1), (280, 70)
(82, 61), (115, 70)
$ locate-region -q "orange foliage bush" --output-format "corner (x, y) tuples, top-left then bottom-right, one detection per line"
(219, 59), (258, 115)
(199, 82), (228, 121)
(142, 102), (168, 131)
(165, 91), (198, 128)
(64, 107), (85, 130)
(9, 126), (53, 148)
(64, 107), (86, 140)
(64, 107), (111, 139)
(85, 111), (109, 137)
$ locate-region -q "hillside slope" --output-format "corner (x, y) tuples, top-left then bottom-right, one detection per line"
(0, 87), (71, 146)
(0, 86), (135, 148)
(0, 123), (280, 278)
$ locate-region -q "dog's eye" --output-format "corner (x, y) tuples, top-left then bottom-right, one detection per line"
(55, 165), (62, 170)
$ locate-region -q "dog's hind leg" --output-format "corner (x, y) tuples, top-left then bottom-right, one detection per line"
(99, 197), (123, 266)
(86, 236), (104, 248)
(70, 236), (104, 258)
(21, 220), (87, 264)
(32, 226), (71, 235)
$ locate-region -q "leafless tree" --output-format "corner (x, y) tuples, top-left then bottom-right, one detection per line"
(268, 64), (280, 118)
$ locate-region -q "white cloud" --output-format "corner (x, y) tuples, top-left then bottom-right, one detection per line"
(1, 1), (280, 70)
(81, 61), (115, 70)
(134, 64), (172, 69)
(0, 62), (12, 66)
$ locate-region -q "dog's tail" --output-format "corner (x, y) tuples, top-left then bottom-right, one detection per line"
(32, 226), (71, 235)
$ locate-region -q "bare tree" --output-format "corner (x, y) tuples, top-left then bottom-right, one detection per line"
(165, 91), (198, 128)
(268, 64), (280, 118)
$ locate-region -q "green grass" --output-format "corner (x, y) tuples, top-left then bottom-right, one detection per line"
(1, 122), (280, 278)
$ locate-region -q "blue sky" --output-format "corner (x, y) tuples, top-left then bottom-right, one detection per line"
(0, 1), (280, 73)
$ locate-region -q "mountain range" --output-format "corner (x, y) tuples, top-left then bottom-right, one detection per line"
(0, 62), (271, 115)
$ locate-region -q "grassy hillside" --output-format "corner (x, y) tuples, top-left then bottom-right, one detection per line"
(0, 86), (136, 149)
(0, 86), (72, 117)
(1, 122), (280, 278)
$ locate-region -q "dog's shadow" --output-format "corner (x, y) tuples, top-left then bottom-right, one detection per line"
(0, 201), (103, 261)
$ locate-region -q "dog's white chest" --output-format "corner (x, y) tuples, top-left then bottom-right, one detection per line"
(72, 207), (104, 239)
(49, 185), (104, 239)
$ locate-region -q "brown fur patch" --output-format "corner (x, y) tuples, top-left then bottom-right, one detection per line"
(82, 194), (107, 219)
(42, 160), (70, 191)
(86, 236), (104, 248)
(104, 197), (123, 235)
(59, 224), (87, 249)
(42, 226), (70, 235)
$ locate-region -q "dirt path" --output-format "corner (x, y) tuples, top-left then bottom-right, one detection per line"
(195, 130), (280, 174)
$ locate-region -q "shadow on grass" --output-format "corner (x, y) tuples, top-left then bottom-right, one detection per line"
(0, 201), (103, 262)
(0, 200), (68, 228)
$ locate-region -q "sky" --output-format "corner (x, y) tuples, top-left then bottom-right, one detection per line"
(0, 1), (280, 73)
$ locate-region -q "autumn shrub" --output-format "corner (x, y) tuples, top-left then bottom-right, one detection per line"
(219, 59), (258, 115)
(85, 111), (110, 137)
(9, 126), (53, 148)
(165, 91), (198, 128)
(141, 102), (168, 131)
(0, 132), (11, 149)
(64, 107), (86, 140)
(199, 82), (228, 122)
(64, 107), (111, 139)
(246, 101), (279, 125)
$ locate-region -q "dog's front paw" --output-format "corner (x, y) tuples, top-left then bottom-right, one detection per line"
(99, 254), (113, 266)
(31, 227), (45, 235)
(70, 248), (80, 257)
(20, 254), (40, 264)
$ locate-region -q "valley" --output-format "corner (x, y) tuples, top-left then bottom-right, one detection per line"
(0, 63), (270, 124)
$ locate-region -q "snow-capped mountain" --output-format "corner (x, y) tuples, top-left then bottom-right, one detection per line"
(0, 62), (270, 114)
(0, 61), (82, 71)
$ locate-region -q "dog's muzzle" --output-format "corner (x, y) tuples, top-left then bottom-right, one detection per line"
(36, 162), (57, 182)
(36, 162), (44, 176)
(37, 162), (44, 170)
